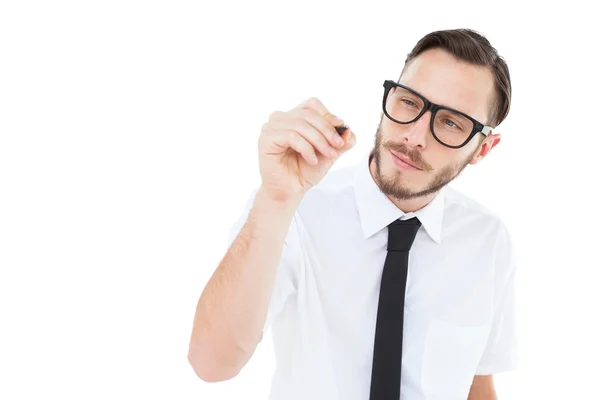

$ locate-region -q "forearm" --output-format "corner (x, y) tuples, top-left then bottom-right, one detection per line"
(467, 375), (497, 400)
(188, 187), (301, 381)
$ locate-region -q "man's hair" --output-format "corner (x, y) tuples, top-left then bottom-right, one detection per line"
(401, 28), (511, 128)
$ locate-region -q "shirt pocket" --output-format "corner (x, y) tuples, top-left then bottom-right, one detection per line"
(420, 318), (491, 399)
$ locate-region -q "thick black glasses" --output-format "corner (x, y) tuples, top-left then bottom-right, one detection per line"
(382, 80), (493, 149)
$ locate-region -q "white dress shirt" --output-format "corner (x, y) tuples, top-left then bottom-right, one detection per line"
(227, 152), (518, 400)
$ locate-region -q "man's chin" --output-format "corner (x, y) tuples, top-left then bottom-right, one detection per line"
(379, 174), (426, 199)
(383, 165), (425, 185)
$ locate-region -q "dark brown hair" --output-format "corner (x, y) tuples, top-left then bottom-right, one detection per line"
(401, 29), (511, 128)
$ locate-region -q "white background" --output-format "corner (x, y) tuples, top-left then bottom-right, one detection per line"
(1, 1), (598, 399)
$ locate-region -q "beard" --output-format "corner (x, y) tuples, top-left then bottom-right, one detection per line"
(371, 120), (477, 201)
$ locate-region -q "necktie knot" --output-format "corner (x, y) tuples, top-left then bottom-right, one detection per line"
(387, 217), (421, 252)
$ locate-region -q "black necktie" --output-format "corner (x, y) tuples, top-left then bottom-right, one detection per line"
(369, 217), (421, 400)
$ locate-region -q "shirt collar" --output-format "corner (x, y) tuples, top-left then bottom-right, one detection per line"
(353, 151), (445, 244)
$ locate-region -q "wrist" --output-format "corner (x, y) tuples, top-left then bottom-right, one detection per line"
(255, 186), (303, 214)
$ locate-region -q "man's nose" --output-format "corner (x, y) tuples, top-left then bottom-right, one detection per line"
(402, 110), (431, 148)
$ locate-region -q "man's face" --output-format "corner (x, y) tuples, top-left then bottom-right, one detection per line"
(372, 48), (497, 200)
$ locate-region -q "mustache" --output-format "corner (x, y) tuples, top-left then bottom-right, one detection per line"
(385, 142), (432, 171)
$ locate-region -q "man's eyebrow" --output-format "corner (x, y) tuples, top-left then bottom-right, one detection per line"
(403, 85), (462, 112)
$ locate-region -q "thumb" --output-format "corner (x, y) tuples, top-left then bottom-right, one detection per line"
(338, 128), (356, 154)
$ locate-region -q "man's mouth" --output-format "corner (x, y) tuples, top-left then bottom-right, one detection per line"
(390, 150), (422, 171)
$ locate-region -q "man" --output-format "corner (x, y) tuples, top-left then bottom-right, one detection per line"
(189, 28), (518, 400)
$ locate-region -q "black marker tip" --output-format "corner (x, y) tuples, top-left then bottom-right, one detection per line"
(335, 125), (349, 134)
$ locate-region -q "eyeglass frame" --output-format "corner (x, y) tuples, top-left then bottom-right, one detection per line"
(382, 80), (494, 149)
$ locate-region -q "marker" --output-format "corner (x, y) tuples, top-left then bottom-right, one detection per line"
(335, 125), (349, 134)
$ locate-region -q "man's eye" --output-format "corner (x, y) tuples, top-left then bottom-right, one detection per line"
(401, 99), (418, 107)
(444, 119), (457, 128)
(443, 119), (465, 131)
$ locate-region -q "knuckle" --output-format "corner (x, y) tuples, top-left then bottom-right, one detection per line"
(298, 108), (310, 117)
(285, 130), (296, 143)
(303, 96), (322, 110)
(299, 97), (336, 121)
(294, 117), (310, 131)
(307, 96), (320, 105)
(257, 132), (267, 148)
(268, 110), (283, 121)
(299, 108), (316, 121)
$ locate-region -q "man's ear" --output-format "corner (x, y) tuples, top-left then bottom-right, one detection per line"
(470, 132), (502, 165)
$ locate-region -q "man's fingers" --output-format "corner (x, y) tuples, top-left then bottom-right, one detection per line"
(277, 130), (319, 165)
(270, 118), (338, 159)
(334, 128), (356, 153)
(299, 108), (346, 149)
(296, 97), (339, 124)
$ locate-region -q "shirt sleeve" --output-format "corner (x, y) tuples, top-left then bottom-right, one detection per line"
(475, 223), (519, 375)
(226, 187), (301, 336)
